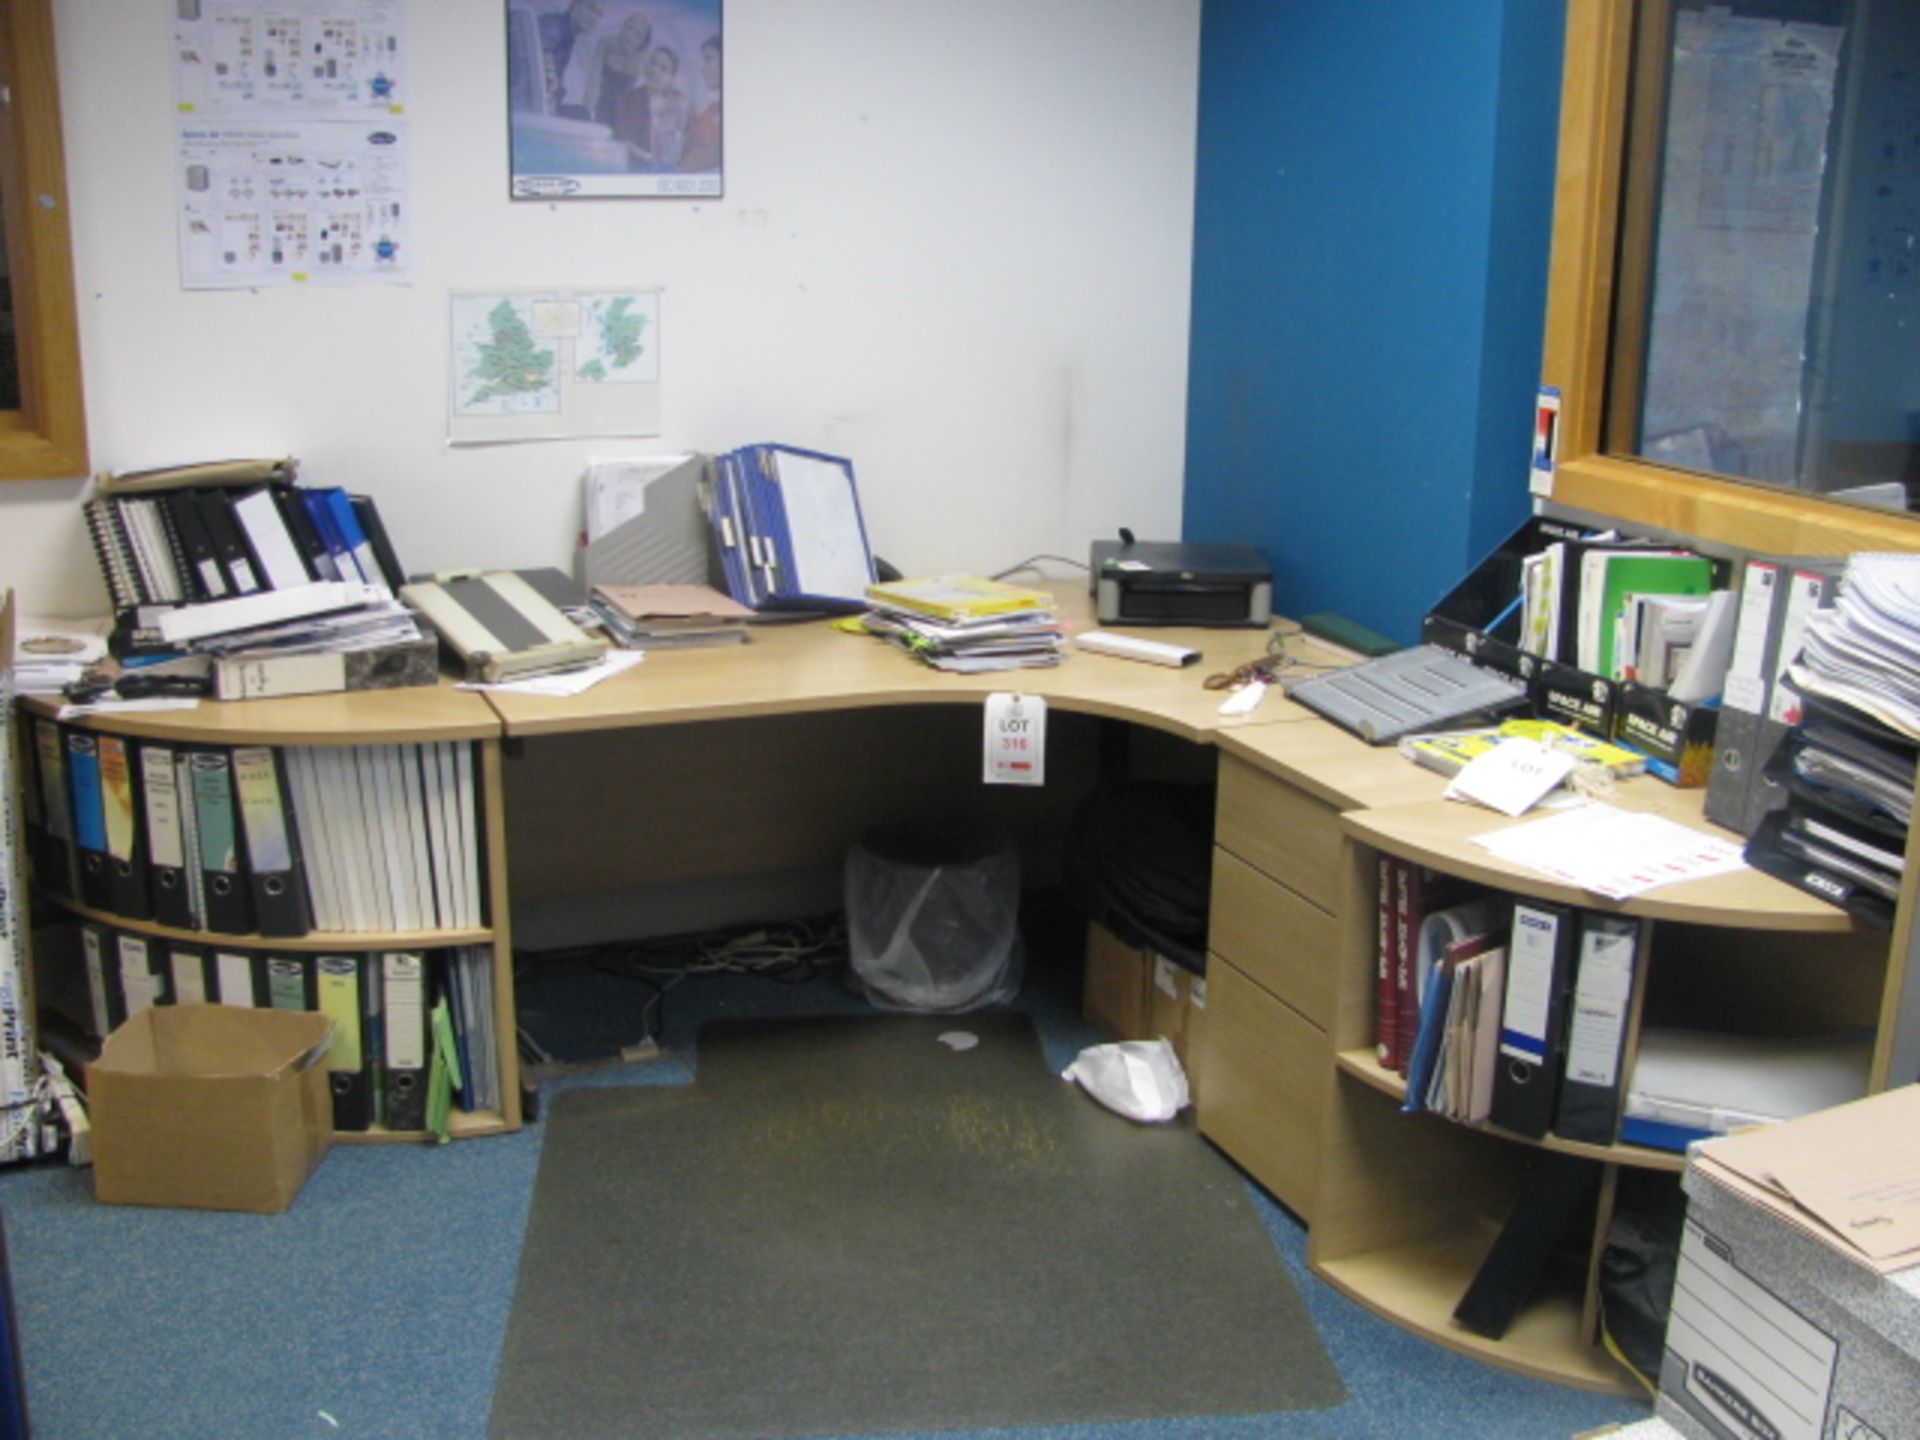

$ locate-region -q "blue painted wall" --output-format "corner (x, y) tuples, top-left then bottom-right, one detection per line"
(1183, 1), (1566, 645)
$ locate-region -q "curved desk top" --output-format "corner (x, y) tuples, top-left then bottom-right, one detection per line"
(482, 592), (1357, 744)
(1217, 713), (1861, 934)
(27, 593), (1357, 749)
(25, 676), (501, 747)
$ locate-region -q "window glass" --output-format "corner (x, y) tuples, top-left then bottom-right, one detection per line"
(1609, 0), (1919, 514)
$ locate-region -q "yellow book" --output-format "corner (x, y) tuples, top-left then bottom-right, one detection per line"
(1398, 719), (1647, 779)
(1398, 728), (1504, 777)
(863, 574), (1054, 623)
(1496, 718), (1647, 776)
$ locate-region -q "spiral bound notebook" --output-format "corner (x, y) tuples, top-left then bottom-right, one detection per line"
(84, 498), (143, 609)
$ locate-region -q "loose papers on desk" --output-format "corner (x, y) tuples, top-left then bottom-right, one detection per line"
(589, 583), (750, 649)
(458, 648), (644, 697)
(11, 618), (109, 696)
(1471, 801), (1746, 899)
(857, 579), (1065, 673)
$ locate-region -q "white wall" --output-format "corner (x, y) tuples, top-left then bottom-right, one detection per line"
(0, 0), (1199, 617)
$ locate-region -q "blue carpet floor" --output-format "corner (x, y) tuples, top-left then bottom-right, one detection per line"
(0, 955), (1652, 1440)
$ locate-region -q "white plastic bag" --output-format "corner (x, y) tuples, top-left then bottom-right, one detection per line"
(1061, 1038), (1191, 1123)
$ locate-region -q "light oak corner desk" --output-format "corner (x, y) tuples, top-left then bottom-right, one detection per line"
(27, 592), (1905, 1396)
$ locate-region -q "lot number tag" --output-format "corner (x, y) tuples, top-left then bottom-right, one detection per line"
(983, 693), (1046, 786)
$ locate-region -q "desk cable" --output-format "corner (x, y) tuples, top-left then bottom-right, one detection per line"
(515, 918), (849, 1065)
(1203, 623), (1340, 692)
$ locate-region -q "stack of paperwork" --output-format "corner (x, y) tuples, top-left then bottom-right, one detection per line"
(1790, 552), (1920, 740)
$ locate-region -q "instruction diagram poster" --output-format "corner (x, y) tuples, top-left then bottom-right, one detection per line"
(507, 0), (723, 199)
(172, 0), (410, 287)
(448, 288), (663, 443)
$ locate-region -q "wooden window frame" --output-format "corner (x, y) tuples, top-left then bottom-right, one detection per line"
(1541, 0), (1917, 556)
(0, 0), (86, 481)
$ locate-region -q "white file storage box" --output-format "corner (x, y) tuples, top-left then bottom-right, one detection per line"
(1657, 1150), (1920, 1440)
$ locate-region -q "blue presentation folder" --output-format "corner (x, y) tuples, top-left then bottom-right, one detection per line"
(733, 444), (876, 613)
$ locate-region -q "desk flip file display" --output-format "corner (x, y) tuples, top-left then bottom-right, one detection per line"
(707, 444), (876, 613)
(1284, 646), (1530, 744)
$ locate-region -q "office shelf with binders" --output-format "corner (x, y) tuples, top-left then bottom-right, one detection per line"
(14, 683), (521, 1143)
(1306, 787), (1889, 1394)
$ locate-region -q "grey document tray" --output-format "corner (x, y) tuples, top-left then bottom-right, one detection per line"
(1284, 645), (1529, 744)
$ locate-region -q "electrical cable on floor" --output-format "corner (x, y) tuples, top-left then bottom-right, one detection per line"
(514, 916), (849, 1061)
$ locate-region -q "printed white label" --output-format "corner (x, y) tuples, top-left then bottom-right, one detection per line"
(983, 693), (1046, 786)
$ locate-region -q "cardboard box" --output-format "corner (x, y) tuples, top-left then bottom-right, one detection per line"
(1082, 920), (1151, 1040)
(1657, 1124), (1920, 1440)
(1081, 921), (1205, 1100)
(89, 1006), (335, 1213)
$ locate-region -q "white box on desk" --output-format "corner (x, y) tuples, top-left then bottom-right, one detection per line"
(1657, 1135), (1920, 1440)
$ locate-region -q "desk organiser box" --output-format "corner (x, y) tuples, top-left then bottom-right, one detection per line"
(89, 1006), (334, 1213)
(1423, 515), (1623, 732)
(1423, 516), (1727, 779)
(1613, 682), (1718, 788)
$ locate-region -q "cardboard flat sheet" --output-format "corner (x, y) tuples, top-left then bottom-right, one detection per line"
(1693, 1084), (1920, 1271)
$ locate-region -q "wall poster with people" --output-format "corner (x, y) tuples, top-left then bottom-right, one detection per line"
(507, 0), (723, 199)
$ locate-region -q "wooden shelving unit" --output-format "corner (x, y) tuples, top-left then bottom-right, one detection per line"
(19, 684), (521, 1142)
(1303, 787), (1889, 1393)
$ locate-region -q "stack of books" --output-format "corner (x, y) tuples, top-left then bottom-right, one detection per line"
(588, 583), (752, 649)
(859, 575), (1064, 672)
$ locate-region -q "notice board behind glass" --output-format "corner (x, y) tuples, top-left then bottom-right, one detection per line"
(1542, 0), (1920, 555)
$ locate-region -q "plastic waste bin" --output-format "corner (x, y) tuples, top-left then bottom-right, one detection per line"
(845, 820), (1022, 1012)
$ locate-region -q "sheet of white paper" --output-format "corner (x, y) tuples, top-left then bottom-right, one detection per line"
(56, 698), (203, 721)
(1472, 801), (1747, 899)
(1445, 736), (1574, 816)
(772, 451), (871, 601)
(458, 649), (645, 697)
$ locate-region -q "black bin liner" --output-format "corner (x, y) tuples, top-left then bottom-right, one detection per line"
(1065, 781), (1214, 974)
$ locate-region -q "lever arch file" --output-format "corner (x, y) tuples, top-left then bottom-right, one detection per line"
(1551, 913), (1641, 1145)
(381, 951), (429, 1132)
(188, 748), (254, 934)
(96, 734), (152, 920)
(316, 954), (374, 1131)
(232, 745), (310, 936)
(137, 741), (195, 929)
(1490, 898), (1576, 1140)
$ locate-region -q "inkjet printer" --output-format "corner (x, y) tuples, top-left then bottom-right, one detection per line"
(1089, 535), (1273, 628)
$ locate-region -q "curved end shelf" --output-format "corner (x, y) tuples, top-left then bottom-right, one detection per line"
(334, 1107), (518, 1144)
(1333, 1050), (1687, 1174)
(1311, 1239), (1642, 1397)
(43, 894), (492, 952)
(1343, 794), (1862, 932)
